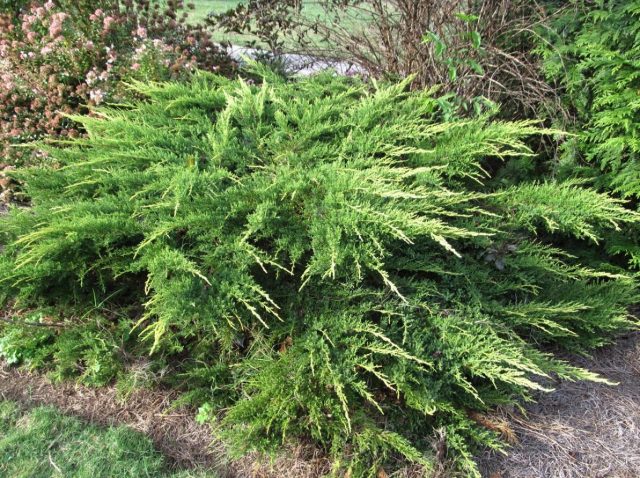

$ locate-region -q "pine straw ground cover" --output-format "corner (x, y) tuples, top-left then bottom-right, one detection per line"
(478, 331), (640, 478)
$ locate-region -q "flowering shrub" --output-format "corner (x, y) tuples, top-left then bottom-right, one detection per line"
(0, 0), (234, 165)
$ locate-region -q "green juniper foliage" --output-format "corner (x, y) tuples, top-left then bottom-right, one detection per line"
(0, 69), (637, 476)
(538, 0), (640, 264)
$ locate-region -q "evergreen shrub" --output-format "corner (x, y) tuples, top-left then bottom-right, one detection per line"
(0, 69), (637, 476)
(537, 0), (640, 263)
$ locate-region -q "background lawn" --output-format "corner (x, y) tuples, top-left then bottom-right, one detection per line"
(186, 1), (372, 47)
(188, 1), (327, 23)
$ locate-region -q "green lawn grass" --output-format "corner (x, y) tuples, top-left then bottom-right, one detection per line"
(186, 1), (371, 47)
(190, 1), (266, 47)
(188, 1), (328, 23)
(0, 401), (216, 478)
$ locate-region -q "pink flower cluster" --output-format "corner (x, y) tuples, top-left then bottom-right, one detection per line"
(89, 8), (103, 21)
(135, 26), (147, 39)
(48, 12), (67, 38)
(89, 9), (117, 34)
(0, 0), (234, 163)
(18, 4), (67, 52)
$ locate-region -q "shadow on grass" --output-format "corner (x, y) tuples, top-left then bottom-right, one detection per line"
(0, 400), (217, 478)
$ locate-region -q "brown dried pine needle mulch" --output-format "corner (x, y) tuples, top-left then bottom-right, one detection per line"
(478, 332), (640, 478)
(2, 333), (639, 478)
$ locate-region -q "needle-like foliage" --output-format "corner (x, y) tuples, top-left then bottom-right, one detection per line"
(0, 69), (637, 476)
(537, 0), (640, 265)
